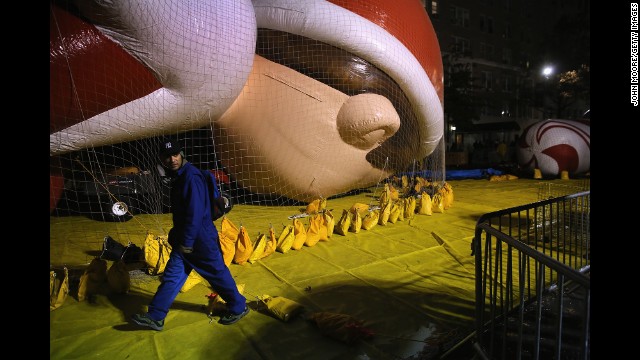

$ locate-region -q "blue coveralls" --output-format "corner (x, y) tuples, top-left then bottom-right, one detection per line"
(147, 161), (246, 321)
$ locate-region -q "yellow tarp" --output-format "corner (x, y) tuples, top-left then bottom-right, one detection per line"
(50, 178), (568, 359)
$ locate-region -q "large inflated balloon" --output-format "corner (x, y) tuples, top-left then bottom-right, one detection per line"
(50, 0), (443, 203)
(516, 119), (590, 177)
(50, 0), (257, 153)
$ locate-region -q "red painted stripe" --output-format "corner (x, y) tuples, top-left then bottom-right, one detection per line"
(535, 121), (590, 150)
(50, 5), (162, 134)
(541, 144), (579, 173)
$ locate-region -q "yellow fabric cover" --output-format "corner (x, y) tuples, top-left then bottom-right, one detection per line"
(234, 226), (253, 265)
(248, 233), (267, 264)
(144, 232), (171, 275)
(180, 271), (205, 292)
(219, 217), (239, 266)
(362, 210), (379, 230)
(291, 218), (307, 250)
(307, 312), (373, 345)
(418, 192), (433, 215)
(258, 294), (305, 322)
(276, 224), (295, 253)
(323, 210), (335, 238)
(107, 260), (130, 294)
(50, 266), (69, 311)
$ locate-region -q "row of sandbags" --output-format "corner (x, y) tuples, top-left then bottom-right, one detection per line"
(50, 181), (454, 310)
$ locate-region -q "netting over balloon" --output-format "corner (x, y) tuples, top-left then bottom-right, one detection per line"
(50, 0), (445, 225)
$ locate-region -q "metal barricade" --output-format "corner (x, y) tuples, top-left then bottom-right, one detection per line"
(471, 190), (590, 360)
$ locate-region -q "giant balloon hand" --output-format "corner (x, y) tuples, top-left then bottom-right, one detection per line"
(50, 0), (443, 202)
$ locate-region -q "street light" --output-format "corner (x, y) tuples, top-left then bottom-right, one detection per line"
(541, 65), (555, 118)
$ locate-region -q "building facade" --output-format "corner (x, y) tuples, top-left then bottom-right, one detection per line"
(422, 0), (589, 167)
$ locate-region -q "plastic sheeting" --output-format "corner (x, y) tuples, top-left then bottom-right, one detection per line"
(50, 178), (574, 359)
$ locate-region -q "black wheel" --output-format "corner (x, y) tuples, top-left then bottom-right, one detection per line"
(85, 195), (134, 222)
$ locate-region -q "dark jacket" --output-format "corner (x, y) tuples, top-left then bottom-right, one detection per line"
(168, 161), (217, 249)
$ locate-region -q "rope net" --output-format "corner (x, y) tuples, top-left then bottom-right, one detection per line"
(50, 0), (445, 253)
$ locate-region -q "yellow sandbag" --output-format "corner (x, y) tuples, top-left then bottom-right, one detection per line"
(319, 197), (327, 212)
(276, 224), (295, 253)
(234, 226), (253, 265)
(261, 226), (277, 259)
(77, 258), (107, 301)
(389, 184), (400, 201)
(77, 272), (90, 302)
(397, 199), (405, 221)
(323, 210), (335, 238)
(362, 210), (379, 230)
(180, 271), (205, 292)
(305, 199), (320, 214)
(107, 260), (130, 294)
(379, 184), (390, 207)
(291, 218), (307, 250)
(258, 294), (305, 322)
(144, 232), (171, 275)
(418, 192), (433, 215)
(442, 183), (454, 209)
(335, 209), (351, 236)
(207, 283), (246, 316)
(349, 203), (370, 218)
(401, 175), (409, 189)
(413, 181), (422, 194)
(219, 217), (239, 267)
(404, 196), (416, 219)
(304, 214), (324, 247)
(388, 202), (400, 223)
(248, 233), (267, 264)
(88, 258), (108, 283)
(349, 210), (362, 233)
(378, 200), (391, 225)
(432, 193), (445, 213)
(50, 267), (69, 311)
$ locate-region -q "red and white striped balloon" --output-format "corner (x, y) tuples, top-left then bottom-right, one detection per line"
(517, 119), (590, 177)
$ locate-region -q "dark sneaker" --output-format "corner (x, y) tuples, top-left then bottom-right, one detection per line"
(131, 313), (164, 331)
(219, 306), (250, 325)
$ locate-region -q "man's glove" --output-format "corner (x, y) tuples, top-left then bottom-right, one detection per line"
(177, 244), (193, 254)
